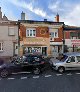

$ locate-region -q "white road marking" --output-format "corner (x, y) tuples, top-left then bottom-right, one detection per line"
(67, 73), (72, 75)
(21, 77), (27, 79)
(76, 73), (80, 75)
(33, 76), (39, 79)
(56, 74), (62, 76)
(7, 78), (15, 80)
(45, 75), (52, 77)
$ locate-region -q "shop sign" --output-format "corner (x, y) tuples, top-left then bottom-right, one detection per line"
(71, 40), (80, 46)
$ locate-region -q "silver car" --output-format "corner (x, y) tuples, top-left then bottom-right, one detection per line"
(49, 52), (80, 73)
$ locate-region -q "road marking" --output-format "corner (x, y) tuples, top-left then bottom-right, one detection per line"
(12, 72), (31, 75)
(0, 78), (2, 80)
(12, 73), (18, 74)
(7, 78), (15, 80)
(45, 75), (52, 77)
(21, 77), (27, 79)
(33, 76), (39, 79)
(56, 74), (62, 76)
(67, 73), (72, 75)
(76, 73), (80, 75)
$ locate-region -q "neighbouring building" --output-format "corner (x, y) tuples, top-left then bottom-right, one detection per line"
(0, 7), (19, 59)
(19, 12), (64, 57)
(64, 25), (80, 52)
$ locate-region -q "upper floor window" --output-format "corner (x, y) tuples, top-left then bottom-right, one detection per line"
(0, 42), (3, 51)
(8, 27), (15, 36)
(26, 28), (36, 37)
(50, 30), (58, 38)
(70, 32), (80, 39)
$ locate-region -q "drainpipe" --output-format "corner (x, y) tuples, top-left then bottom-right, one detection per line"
(18, 21), (20, 56)
(62, 23), (65, 53)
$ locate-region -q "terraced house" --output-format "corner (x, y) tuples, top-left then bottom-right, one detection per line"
(0, 7), (19, 59)
(19, 12), (64, 57)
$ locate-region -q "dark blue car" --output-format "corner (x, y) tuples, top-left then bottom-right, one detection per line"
(0, 55), (46, 78)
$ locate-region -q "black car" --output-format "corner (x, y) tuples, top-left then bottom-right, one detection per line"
(0, 55), (46, 78)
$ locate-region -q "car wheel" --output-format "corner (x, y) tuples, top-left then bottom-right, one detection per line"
(0, 69), (9, 78)
(33, 68), (40, 75)
(58, 67), (65, 73)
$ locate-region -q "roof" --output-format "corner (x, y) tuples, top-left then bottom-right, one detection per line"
(63, 52), (80, 56)
(64, 25), (80, 31)
(18, 20), (64, 25)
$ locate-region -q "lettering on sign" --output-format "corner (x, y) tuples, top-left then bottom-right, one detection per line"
(71, 40), (80, 46)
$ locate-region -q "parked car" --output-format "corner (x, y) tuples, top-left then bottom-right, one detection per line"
(0, 54), (46, 78)
(49, 52), (80, 73)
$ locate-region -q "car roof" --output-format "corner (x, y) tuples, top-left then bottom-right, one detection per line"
(63, 52), (80, 56)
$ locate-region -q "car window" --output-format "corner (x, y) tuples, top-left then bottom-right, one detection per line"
(68, 56), (75, 62)
(60, 55), (68, 62)
(76, 56), (80, 62)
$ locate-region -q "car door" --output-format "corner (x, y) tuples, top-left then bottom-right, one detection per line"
(75, 56), (80, 70)
(9, 62), (22, 73)
(21, 56), (33, 72)
(65, 56), (77, 70)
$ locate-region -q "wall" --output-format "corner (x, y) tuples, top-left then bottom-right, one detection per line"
(0, 25), (18, 57)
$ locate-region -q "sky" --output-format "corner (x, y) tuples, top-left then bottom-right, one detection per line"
(0, 0), (80, 26)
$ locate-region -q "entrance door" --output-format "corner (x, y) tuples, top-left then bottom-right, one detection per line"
(52, 46), (58, 57)
(42, 47), (47, 55)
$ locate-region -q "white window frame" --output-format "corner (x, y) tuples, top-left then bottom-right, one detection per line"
(26, 28), (36, 37)
(0, 42), (3, 51)
(50, 31), (58, 38)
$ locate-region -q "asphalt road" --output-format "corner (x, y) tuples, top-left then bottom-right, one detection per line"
(0, 69), (80, 92)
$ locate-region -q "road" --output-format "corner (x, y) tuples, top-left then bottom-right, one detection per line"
(0, 68), (80, 92)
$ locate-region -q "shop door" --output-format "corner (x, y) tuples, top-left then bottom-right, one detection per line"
(52, 46), (58, 57)
(42, 47), (47, 55)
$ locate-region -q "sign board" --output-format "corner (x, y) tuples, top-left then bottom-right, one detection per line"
(65, 39), (80, 46)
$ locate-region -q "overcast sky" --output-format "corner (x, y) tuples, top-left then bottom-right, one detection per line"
(0, 0), (80, 26)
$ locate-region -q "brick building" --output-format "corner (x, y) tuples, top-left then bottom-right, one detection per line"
(64, 26), (80, 52)
(19, 12), (64, 57)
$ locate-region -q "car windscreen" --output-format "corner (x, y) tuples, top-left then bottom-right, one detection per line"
(60, 55), (68, 62)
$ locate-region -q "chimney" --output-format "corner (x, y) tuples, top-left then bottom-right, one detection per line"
(44, 19), (47, 21)
(3, 14), (8, 21)
(21, 11), (25, 20)
(55, 13), (59, 22)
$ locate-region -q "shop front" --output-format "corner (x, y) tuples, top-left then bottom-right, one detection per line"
(23, 46), (47, 56)
(65, 39), (80, 52)
(50, 42), (63, 57)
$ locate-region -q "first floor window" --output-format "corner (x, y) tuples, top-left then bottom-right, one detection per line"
(0, 42), (3, 51)
(8, 27), (15, 36)
(50, 29), (58, 38)
(26, 28), (36, 37)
